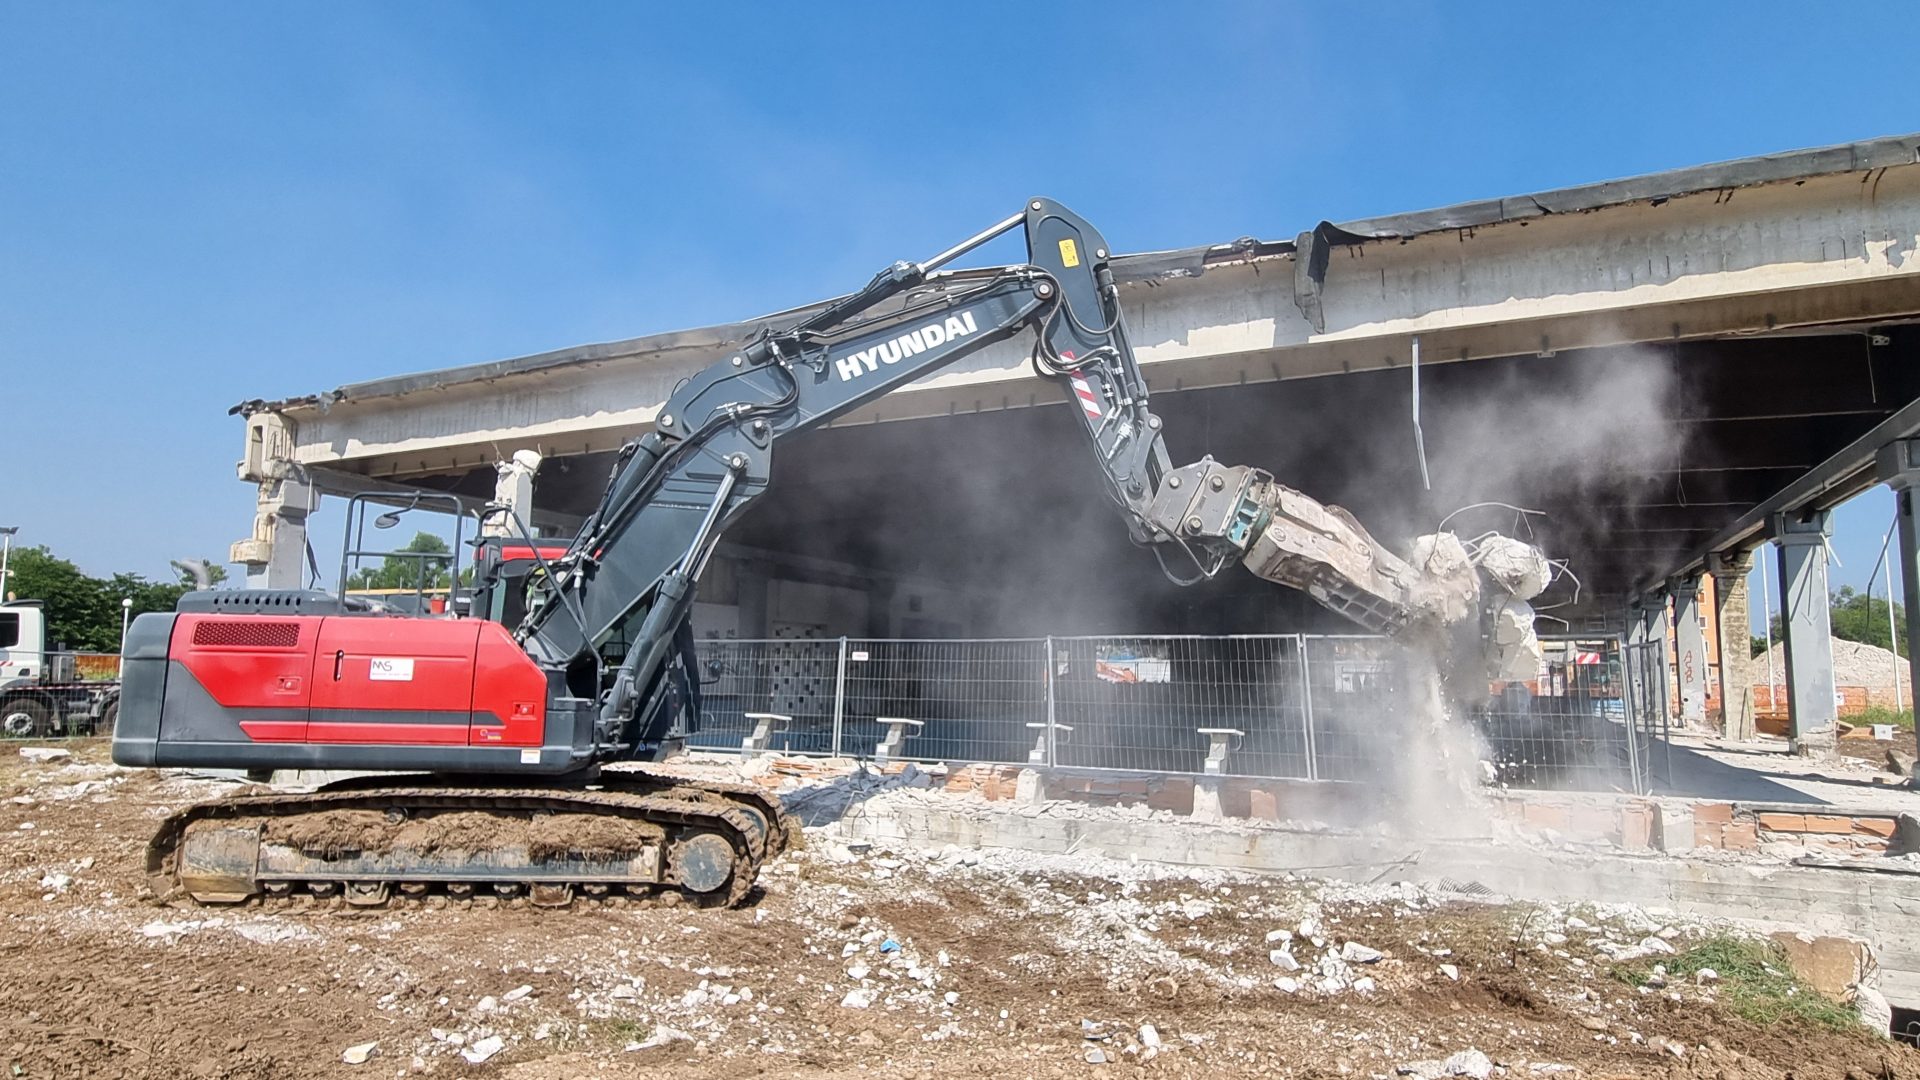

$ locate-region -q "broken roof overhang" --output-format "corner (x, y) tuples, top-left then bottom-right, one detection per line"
(234, 131), (1920, 418)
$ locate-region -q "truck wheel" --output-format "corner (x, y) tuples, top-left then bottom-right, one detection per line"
(1, 698), (51, 739)
(100, 699), (119, 735)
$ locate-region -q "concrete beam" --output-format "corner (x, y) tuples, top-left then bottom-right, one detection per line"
(1670, 574), (1709, 728)
(251, 162), (1920, 482)
(1769, 511), (1837, 757)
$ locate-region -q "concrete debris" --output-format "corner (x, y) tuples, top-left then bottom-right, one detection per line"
(1353, 976), (1377, 994)
(17, 748), (70, 763)
(1477, 536), (1551, 600)
(1887, 748), (1916, 777)
(1400, 1049), (1493, 1080)
(1694, 968), (1719, 985)
(1855, 986), (1893, 1036)
(1265, 928), (1292, 945)
(840, 988), (874, 1009)
(1139, 1023), (1162, 1049)
(609, 983), (639, 1000)
(474, 995), (498, 1014)
(1339, 941), (1384, 964)
(1578, 1017), (1608, 1032)
(1269, 949), (1301, 971)
(1084, 1046), (1108, 1065)
(502, 984), (533, 1002)
(341, 1041), (377, 1065)
(39, 871), (71, 893)
(1274, 977), (1300, 994)
(1638, 936), (1676, 955)
(1438, 964), (1460, 981)
(460, 1035), (504, 1064)
(624, 1025), (692, 1052)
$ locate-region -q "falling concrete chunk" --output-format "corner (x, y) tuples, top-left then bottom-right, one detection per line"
(341, 1042), (377, 1065)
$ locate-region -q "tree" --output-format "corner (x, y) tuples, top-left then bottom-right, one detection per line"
(346, 532), (454, 591)
(1751, 585), (1907, 658)
(3, 545), (212, 652)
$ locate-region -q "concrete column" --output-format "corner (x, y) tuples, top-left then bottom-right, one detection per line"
(231, 411), (317, 589)
(736, 562), (771, 638)
(1626, 602), (1647, 646)
(1708, 551), (1756, 740)
(1770, 511), (1836, 757)
(1645, 591), (1673, 719)
(483, 450), (543, 538)
(1670, 573), (1708, 728)
(1876, 439), (1920, 714)
(865, 578), (897, 638)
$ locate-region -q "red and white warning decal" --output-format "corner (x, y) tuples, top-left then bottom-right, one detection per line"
(1069, 374), (1103, 419)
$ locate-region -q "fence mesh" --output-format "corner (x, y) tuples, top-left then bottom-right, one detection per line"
(1050, 636), (1311, 776)
(26, 633), (1675, 791)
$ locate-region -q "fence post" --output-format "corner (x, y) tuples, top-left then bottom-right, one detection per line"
(831, 637), (849, 759)
(1043, 636), (1057, 768)
(1297, 634), (1319, 781)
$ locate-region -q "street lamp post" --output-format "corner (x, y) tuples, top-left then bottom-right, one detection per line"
(120, 597), (134, 651)
(0, 526), (16, 601)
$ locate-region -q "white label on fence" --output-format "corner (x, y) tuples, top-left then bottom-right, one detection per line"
(850, 650), (870, 662)
(369, 657), (415, 682)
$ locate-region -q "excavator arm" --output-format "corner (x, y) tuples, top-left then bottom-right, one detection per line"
(515, 198), (1543, 758)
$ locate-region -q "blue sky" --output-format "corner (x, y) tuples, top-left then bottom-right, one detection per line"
(2, 2), (1917, 626)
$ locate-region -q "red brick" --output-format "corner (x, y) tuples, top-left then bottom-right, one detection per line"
(1692, 802), (1735, 826)
(1619, 804), (1654, 851)
(1694, 824), (1725, 849)
(1146, 777), (1194, 815)
(1851, 817), (1898, 838)
(1721, 823), (1759, 851)
(1247, 788), (1282, 822)
(1756, 813), (1808, 833)
(1522, 803), (1571, 831)
(1803, 815), (1853, 834)
(1570, 806), (1615, 840)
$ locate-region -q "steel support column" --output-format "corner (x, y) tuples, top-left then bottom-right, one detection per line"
(1670, 573), (1709, 728)
(1876, 439), (1920, 716)
(1770, 511), (1836, 757)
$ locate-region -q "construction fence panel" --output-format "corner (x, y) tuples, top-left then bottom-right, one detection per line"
(836, 639), (1047, 765)
(1049, 635), (1311, 778)
(1482, 638), (1644, 794)
(678, 633), (1670, 793)
(1620, 639), (1670, 793)
(1295, 636), (1401, 783)
(689, 638), (843, 755)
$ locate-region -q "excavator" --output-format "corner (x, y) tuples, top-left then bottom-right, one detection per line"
(112, 199), (1547, 908)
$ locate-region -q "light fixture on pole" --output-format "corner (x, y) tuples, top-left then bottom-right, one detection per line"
(120, 596), (134, 650)
(0, 526), (16, 601)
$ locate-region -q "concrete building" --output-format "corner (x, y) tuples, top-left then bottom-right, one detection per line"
(230, 134), (1920, 751)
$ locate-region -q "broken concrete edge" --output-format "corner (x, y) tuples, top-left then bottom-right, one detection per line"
(735, 754), (1918, 862)
(810, 787), (1904, 1025)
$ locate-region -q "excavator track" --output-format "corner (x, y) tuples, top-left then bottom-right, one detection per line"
(144, 773), (789, 910)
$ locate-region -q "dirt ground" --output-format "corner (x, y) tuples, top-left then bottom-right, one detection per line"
(0, 742), (1912, 1080)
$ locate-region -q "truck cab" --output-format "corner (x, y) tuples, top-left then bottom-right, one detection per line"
(0, 600), (119, 737)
